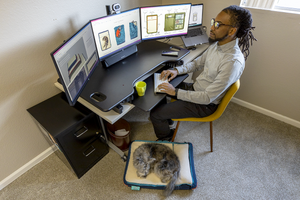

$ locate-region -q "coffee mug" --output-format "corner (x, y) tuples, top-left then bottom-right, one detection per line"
(135, 81), (147, 96)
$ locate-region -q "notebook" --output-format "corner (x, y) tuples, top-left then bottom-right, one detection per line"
(154, 73), (168, 93)
(181, 4), (209, 48)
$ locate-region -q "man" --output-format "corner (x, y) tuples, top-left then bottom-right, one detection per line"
(150, 5), (257, 141)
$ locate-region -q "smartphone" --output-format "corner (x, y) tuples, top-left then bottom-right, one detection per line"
(161, 50), (178, 57)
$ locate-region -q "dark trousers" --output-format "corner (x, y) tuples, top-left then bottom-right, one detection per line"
(150, 82), (218, 139)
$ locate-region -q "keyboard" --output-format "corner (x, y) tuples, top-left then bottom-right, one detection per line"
(186, 28), (203, 37)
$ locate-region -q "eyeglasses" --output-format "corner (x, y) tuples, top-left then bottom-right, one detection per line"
(211, 18), (234, 29)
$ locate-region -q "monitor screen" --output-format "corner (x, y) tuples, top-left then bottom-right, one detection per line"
(51, 22), (99, 106)
(91, 7), (141, 61)
(189, 4), (203, 27)
(140, 4), (191, 41)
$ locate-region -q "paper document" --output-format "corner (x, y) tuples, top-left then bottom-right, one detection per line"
(154, 73), (168, 93)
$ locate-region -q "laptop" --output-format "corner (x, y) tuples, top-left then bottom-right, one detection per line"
(181, 4), (209, 49)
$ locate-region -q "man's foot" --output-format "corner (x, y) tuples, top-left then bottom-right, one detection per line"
(156, 129), (175, 142)
(169, 120), (177, 129)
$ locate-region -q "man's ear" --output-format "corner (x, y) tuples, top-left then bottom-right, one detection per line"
(229, 27), (238, 36)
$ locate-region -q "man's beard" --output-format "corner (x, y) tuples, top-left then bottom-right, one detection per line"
(209, 32), (229, 45)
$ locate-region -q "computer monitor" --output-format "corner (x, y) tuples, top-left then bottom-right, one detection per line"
(51, 22), (99, 106)
(91, 7), (141, 66)
(140, 3), (191, 41)
(189, 4), (203, 27)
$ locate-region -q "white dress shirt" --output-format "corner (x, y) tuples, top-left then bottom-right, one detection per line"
(176, 38), (245, 105)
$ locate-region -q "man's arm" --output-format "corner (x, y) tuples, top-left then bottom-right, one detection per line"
(177, 59), (243, 104)
(175, 48), (208, 74)
(158, 48), (209, 96)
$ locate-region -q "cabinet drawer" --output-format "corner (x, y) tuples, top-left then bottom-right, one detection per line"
(66, 138), (109, 177)
(59, 114), (101, 152)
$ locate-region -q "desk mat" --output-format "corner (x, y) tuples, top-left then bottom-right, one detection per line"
(123, 140), (197, 191)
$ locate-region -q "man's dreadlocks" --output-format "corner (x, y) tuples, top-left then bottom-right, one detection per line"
(223, 5), (257, 60)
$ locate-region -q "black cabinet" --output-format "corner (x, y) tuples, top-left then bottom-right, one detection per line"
(27, 93), (109, 178)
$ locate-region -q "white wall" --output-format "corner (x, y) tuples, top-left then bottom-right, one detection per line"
(0, 0), (160, 188)
(233, 8), (300, 122)
(163, 0), (300, 124)
(1, 0), (300, 189)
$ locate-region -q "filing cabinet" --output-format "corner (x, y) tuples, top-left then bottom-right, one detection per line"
(27, 92), (109, 178)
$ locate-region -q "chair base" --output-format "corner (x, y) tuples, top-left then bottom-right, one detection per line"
(170, 79), (240, 153)
(171, 121), (213, 152)
(210, 121), (213, 152)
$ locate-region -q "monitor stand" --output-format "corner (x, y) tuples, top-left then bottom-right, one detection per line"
(103, 44), (138, 67)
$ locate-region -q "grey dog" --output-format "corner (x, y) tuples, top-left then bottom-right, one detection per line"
(133, 143), (180, 197)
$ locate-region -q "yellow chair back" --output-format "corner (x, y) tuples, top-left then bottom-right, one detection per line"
(171, 79), (240, 151)
(175, 79), (240, 122)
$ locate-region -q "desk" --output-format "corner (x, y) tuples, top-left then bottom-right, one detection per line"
(80, 40), (189, 112)
(55, 39), (208, 160)
(56, 39), (208, 123)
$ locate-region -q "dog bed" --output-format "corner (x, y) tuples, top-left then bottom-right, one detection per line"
(123, 140), (197, 191)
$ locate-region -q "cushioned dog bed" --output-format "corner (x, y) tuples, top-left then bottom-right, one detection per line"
(123, 140), (197, 191)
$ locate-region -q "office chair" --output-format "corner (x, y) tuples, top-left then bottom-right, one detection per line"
(171, 79), (240, 152)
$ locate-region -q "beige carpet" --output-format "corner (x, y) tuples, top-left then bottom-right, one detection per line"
(1, 102), (300, 200)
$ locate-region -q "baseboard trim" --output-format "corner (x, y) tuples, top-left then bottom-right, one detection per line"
(0, 146), (55, 191)
(232, 97), (300, 129)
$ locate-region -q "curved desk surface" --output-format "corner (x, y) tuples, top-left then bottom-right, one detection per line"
(55, 40), (209, 124)
(80, 40), (190, 112)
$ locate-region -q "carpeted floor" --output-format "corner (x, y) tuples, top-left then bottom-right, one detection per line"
(1, 102), (300, 200)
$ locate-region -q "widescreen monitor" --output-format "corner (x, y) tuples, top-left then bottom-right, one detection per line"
(140, 4), (191, 41)
(91, 7), (141, 61)
(51, 22), (99, 106)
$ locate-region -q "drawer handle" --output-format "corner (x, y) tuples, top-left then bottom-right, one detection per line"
(83, 145), (95, 157)
(74, 126), (88, 138)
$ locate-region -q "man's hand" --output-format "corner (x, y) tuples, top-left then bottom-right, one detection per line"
(160, 69), (178, 82)
(157, 83), (176, 96)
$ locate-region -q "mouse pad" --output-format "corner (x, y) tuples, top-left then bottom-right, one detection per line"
(123, 140), (197, 190)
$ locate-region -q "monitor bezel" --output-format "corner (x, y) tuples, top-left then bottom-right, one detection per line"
(90, 7), (142, 62)
(189, 3), (204, 27)
(50, 22), (99, 106)
(140, 3), (192, 41)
